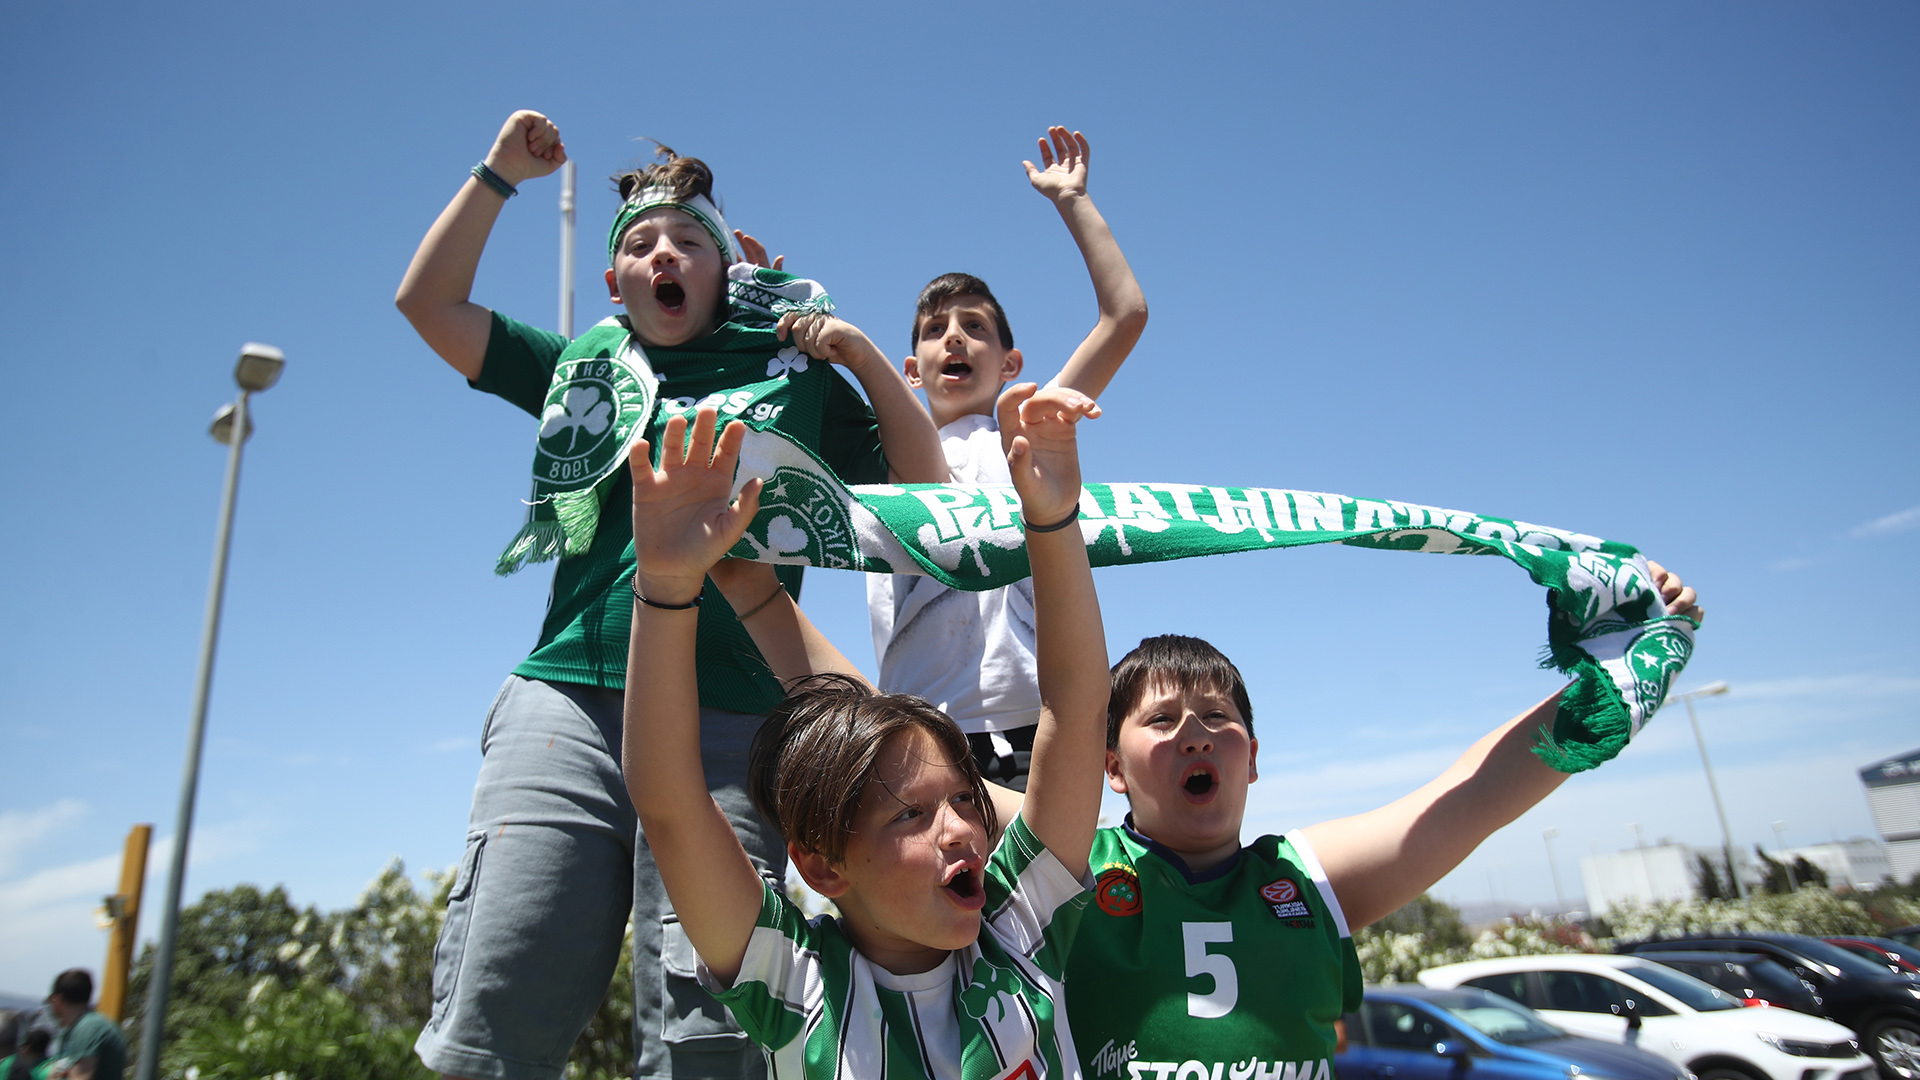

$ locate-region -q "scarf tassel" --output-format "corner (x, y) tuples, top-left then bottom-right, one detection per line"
(494, 519), (569, 577)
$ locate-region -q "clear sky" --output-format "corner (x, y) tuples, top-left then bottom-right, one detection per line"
(2, 2), (1915, 997)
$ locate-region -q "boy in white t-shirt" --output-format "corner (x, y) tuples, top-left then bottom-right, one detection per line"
(870, 126), (1147, 792)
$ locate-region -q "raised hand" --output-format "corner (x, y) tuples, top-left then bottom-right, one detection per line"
(1647, 560), (1704, 623)
(996, 383), (1100, 527)
(484, 110), (567, 187)
(1023, 125), (1090, 205)
(628, 408), (762, 604)
(774, 312), (885, 374)
(733, 230), (785, 271)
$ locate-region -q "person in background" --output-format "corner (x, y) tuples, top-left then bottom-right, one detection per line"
(44, 971), (122, 1080)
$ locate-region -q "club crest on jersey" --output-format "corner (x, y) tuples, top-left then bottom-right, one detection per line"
(1094, 865), (1143, 917)
(1262, 877), (1313, 923)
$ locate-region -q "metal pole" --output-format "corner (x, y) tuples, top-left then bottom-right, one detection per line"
(1684, 695), (1746, 900)
(136, 389), (249, 1080)
(559, 159), (576, 338)
(1544, 828), (1567, 913)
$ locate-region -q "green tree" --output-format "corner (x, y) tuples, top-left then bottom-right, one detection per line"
(1792, 856), (1829, 890)
(1694, 853), (1732, 900)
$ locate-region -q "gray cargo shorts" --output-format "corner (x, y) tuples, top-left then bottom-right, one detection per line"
(414, 675), (781, 1080)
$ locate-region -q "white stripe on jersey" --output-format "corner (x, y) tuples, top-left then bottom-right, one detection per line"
(1284, 829), (1352, 939)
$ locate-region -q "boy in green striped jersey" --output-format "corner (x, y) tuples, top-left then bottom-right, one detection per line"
(1067, 566), (1703, 1080)
(621, 386), (1113, 1080)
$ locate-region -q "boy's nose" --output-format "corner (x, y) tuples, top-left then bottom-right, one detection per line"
(1178, 714), (1214, 753)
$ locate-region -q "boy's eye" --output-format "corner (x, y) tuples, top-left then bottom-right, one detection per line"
(891, 805), (923, 824)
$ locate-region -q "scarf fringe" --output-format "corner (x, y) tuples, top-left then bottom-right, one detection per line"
(495, 519), (568, 576)
(1534, 664), (1633, 773)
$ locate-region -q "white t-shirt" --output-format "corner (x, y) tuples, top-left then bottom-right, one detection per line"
(866, 413), (1040, 734)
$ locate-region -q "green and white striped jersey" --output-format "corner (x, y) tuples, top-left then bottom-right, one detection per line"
(710, 815), (1091, 1080)
(1064, 824), (1363, 1080)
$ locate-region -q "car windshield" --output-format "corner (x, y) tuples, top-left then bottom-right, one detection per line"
(1623, 962), (1743, 1011)
(1791, 938), (1909, 978)
(1427, 990), (1567, 1045)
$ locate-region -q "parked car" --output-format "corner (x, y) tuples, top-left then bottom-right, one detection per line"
(1340, 985), (1688, 1080)
(1827, 938), (1920, 978)
(1419, 954), (1874, 1080)
(1627, 934), (1920, 1080)
(1640, 951), (1826, 1014)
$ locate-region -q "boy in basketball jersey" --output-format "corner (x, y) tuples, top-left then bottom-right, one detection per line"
(1068, 569), (1700, 1080)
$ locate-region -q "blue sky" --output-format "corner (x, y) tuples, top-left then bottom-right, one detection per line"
(2, 2), (1915, 995)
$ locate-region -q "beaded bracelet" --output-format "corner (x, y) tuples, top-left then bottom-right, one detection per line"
(631, 577), (700, 610)
(471, 161), (518, 199)
(1024, 508), (1081, 533)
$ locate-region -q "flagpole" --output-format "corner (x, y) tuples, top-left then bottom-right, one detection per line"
(559, 159), (576, 338)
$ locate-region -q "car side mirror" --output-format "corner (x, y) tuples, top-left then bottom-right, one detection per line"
(1610, 1001), (1643, 1029)
(1433, 1040), (1470, 1059)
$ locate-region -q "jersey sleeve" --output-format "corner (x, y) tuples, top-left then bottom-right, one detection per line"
(703, 880), (822, 1053)
(470, 310), (569, 417)
(982, 814), (1092, 981)
(1284, 829), (1365, 1013)
(813, 366), (888, 484)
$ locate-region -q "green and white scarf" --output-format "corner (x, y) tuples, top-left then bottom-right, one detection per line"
(494, 270), (836, 575)
(722, 427), (1696, 774)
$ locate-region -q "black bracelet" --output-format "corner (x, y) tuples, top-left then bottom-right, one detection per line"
(1024, 508), (1081, 533)
(471, 161), (518, 198)
(631, 577), (700, 610)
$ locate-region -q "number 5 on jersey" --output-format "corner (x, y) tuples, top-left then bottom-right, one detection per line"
(1183, 922), (1237, 1018)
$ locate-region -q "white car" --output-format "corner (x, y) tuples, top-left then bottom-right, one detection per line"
(1419, 955), (1876, 1080)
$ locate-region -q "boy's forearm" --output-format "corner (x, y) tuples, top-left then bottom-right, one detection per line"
(1050, 193), (1148, 400)
(1303, 689), (1570, 929)
(1019, 521), (1110, 876)
(848, 356), (948, 483)
(621, 598), (765, 983)
(709, 564), (870, 687)
(395, 176), (511, 380)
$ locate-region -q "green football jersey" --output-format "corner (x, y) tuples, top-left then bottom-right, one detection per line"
(1065, 824), (1362, 1080)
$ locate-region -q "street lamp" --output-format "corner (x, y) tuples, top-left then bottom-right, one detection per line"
(136, 343), (284, 1080)
(1543, 827), (1568, 913)
(1668, 681), (1741, 900)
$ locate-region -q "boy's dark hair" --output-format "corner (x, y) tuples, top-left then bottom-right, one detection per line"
(611, 142), (716, 205)
(1106, 635), (1255, 748)
(49, 969), (91, 1006)
(911, 273), (1014, 352)
(749, 674), (997, 864)
(21, 1028), (51, 1055)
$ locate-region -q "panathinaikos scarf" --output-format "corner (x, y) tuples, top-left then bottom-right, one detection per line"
(716, 427), (1696, 775)
(495, 264), (833, 574)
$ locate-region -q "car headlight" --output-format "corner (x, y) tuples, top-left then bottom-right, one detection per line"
(1755, 1034), (1859, 1058)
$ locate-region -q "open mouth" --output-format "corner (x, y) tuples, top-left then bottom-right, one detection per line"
(1183, 768), (1217, 798)
(653, 277), (687, 314)
(942, 863), (985, 908)
(940, 358), (972, 379)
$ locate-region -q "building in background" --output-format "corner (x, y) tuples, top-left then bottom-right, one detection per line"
(1861, 748), (1920, 885)
(1580, 842), (1750, 913)
(1778, 838), (1891, 890)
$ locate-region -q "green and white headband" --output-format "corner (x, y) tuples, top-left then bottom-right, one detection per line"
(607, 186), (738, 265)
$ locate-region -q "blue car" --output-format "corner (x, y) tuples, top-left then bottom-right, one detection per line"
(1340, 986), (1689, 1080)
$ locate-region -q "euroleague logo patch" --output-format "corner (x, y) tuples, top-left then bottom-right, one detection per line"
(1094, 865), (1142, 917)
(1262, 877), (1313, 923)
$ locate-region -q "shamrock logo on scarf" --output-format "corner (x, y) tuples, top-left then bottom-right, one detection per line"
(540, 386), (614, 455)
(766, 346), (809, 379)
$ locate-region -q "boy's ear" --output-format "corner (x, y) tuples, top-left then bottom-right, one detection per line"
(1247, 736), (1259, 785)
(1000, 348), (1024, 383)
(1105, 748), (1129, 795)
(605, 268), (623, 305)
(902, 355), (924, 389)
(788, 841), (851, 898)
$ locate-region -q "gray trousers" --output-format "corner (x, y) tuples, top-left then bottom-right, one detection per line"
(414, 675), (779, 1080)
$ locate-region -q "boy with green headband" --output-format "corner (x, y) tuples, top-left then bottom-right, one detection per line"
(394, 110), (944, 1080)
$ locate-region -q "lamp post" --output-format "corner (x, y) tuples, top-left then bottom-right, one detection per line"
(1668, 681), (1741, 900)
(1543, 827), (1568, 913)
(135, 344), (284, 1080)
